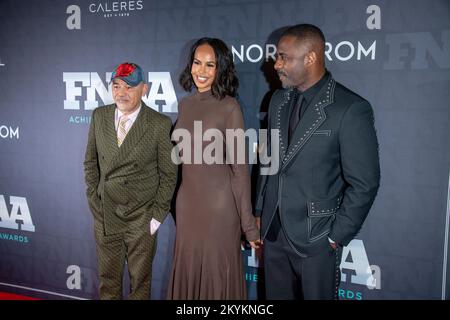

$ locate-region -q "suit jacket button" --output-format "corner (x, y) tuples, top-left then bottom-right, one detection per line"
(124, 180), (128, 185)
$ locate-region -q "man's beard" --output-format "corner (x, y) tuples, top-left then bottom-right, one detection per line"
(281, 82), (295, 89)
(278, 71), (294, 89)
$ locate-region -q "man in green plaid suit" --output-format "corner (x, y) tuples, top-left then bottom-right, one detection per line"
(84, 62), (177, 299)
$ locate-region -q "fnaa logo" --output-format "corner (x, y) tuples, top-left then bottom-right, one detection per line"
(0, 195), (35, 232)
(0, 195), (35, 244)
(339, 239), (381, 300)
(63, 72), (178, 124)
(340, 239), (380, 289)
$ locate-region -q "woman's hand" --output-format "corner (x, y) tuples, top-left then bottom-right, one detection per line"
(249, 239), (262, 249)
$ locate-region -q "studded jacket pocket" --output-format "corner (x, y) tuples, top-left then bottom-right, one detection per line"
(313, 130), (332, 137)
(306, 196), (342, 243)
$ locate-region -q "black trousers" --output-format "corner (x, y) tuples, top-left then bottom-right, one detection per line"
(263, 211), (342, 300)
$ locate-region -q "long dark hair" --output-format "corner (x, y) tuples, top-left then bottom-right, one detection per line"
(179, 37), (239, 99)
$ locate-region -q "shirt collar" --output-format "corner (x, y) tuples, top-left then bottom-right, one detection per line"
(116, 102), (142, 123)
(298, 70), (329, 104)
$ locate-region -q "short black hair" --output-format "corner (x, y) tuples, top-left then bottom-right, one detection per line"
(281, 23), (326, 48)
(179, 37), (239, 99)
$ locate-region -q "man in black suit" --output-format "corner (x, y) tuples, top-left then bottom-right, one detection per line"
(255, 24), (380, 299)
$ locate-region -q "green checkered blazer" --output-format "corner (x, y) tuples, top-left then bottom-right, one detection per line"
(84, 102), (177, 235)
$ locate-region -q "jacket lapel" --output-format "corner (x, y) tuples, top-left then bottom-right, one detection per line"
(102, 105), (120, 157)
(106, 102), (150, 172)
(274, 89), (296, 162)
(281, 75), (336, 170)
(117, 103), (149, 155)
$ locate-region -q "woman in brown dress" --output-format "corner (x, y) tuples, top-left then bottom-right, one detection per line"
(167, 38), (261, 300)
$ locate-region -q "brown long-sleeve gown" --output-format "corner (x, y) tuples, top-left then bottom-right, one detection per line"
(167, 89), (259, 299)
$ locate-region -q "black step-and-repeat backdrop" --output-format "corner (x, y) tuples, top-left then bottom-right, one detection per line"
(0, 0), (449, 300)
